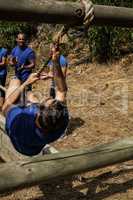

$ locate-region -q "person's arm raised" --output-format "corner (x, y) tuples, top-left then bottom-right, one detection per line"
(52, 50), (67, 103)
(2, 73), (39, 115)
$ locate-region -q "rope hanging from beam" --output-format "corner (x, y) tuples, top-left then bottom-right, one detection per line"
(81, 0), (94, 28)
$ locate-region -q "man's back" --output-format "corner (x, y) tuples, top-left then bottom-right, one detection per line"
(5, 103), (69, 156)
(6, 104), (46, 155)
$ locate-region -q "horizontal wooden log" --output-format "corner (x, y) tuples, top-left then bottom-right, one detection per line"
(0, 137), (133, 193)
(0, 0), (133, 27)
(94, 5), (133, 27)
(0, 0), (84, 24)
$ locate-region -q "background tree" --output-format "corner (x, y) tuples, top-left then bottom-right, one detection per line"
(88, 0), (133, 62)
(0, 22), (36, 50)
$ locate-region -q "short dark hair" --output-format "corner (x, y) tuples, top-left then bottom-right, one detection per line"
(17, 33), (27, 40)
(38, 100), (68, 133)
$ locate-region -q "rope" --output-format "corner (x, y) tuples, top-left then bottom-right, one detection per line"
(2, 26), (69, 103)
(81, 0), (94, 28)
(37, 25), (69, 76)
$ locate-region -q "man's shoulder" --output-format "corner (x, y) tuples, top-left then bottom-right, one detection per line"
(2, 48), (7, 52)
(60, 55), (68, 66)
(6, 104), (38, 123)
(25, 47), (36, 58)
(12, 46), (18, 50)
(11, 46), (18, 54)
(26, 47), (35, 53)
(60, 55), (66, 60)
(0, 48), (8, 56)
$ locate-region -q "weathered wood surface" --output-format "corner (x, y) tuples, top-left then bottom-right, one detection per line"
(0, 0), (133, 27)
(0, 137), (133, 193)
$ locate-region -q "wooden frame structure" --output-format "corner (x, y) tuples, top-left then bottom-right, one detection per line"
(0, 0), (133, 194)
(0, 0), (133, 27)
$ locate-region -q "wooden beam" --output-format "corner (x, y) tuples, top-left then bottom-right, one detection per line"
(0, 0), (133, 27)
(0, 0), (84, 24)
(93, 5), (133, 27)
(0, 137), (133, 193)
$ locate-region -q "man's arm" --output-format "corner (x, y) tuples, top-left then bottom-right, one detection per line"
(52, 52), (67, 103)
(2, 73), (39, 115)
(23, 59), (35, 69)
(0, 57), (6, 67)
(2, 72), (52, 114)
(23, 51), (36, 70)
(62, 66), (67, 78)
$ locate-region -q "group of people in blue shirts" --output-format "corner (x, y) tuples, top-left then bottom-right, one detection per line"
(1, 32), (69, 156)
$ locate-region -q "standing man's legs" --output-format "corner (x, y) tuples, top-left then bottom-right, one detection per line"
(5, 78), (21, 102)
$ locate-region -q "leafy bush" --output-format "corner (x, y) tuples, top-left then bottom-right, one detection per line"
(88, 0), (133, 62)
(0, 22), (36, 50)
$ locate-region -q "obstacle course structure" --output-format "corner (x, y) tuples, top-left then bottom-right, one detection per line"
(0, 0), (133, 194)
(0, 133), (133, 193)
(0, 0), (133, 27)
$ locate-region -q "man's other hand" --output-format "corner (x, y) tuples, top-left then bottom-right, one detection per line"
(25, 73), (39, 85)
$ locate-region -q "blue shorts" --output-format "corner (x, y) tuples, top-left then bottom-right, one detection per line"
(13, 76), (32, 91)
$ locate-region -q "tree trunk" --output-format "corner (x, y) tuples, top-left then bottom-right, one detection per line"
(0, 137), (133, 193)
(0, 0), (133, 27)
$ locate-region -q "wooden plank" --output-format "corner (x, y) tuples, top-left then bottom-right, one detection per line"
(0, 0), (84, 24)
(0, 0), (133, 27)
(0, 137), (133, 192)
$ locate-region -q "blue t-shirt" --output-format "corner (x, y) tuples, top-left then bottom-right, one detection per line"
(5, 104), (69, 156)
(48, 55), (68, 68)
(0, 48), (8, 76)
(11, 46), (35, 82)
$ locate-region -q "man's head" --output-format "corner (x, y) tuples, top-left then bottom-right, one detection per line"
(50, 42), (60, 56)
(16, 33), (26, 47)
(37, 99), (68, 133)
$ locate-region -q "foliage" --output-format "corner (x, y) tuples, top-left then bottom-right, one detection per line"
(0, 22), (36, 50)
(88, 0), (133, 62)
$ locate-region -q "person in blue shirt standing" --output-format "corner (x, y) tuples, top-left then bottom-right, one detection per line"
(48, 43), (68, 98)
(0, 46), (8, 109)
(9, 33), (36, 91)
(2, 45), (69, 156)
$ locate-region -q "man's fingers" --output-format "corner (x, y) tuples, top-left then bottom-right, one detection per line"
(39, 75), (50, 80)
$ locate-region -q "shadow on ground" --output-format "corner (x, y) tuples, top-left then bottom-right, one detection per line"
(36, 169), (133, 200)
(72, 57), (90, 66)
(66, 117), (85, 136)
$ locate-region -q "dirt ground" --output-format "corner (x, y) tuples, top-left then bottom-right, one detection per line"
(1, 56), (133, 200)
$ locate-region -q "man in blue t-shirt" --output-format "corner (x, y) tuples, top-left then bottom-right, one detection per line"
(48, 43), (68, 98)
(0, 46), (8, 109)
(9, 33), (36, 91)
(2, 45), (69, 156)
